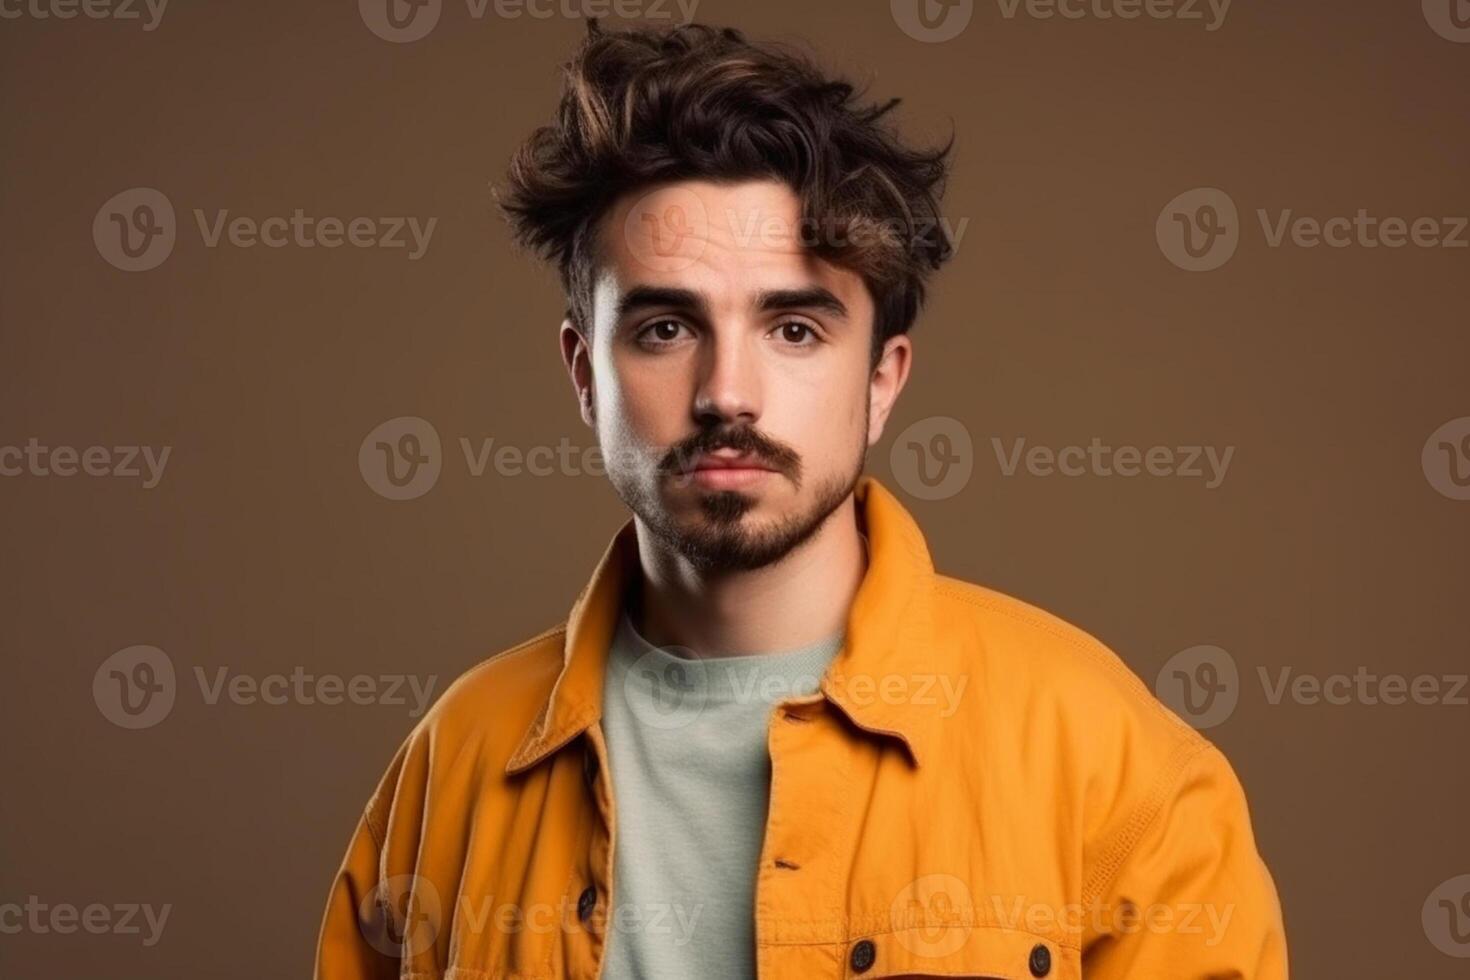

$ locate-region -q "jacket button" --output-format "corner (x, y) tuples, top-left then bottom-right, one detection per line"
(849, 938), (876, 973)
(1028, 942), (1051, 977)
(576, 886), (597, 923)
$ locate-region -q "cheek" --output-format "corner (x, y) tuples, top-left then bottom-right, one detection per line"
(598, 355), (689, 448)
(772, 370), (869, 462)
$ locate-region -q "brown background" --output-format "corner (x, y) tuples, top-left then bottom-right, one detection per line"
(2, 0), (1467, 976)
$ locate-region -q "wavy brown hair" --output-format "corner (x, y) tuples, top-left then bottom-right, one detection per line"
(497, 20), (955, 364)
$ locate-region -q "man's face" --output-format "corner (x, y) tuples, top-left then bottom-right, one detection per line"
(563, 179), (910, 572)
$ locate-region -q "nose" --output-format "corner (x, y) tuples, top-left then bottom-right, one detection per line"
(691, 326), (761, 428)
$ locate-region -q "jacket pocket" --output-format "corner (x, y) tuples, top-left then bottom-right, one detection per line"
(843, 925), (1076, 980)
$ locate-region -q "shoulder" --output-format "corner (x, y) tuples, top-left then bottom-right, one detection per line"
(360, 623), (569, 832)
(929, 572), (1208, 774)
(431, 624), (567, 714)
(927, 575), (1241, 875)
(413, 623), (569, 744)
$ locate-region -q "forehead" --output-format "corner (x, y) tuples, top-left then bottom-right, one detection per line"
(593, 179), (868, 312)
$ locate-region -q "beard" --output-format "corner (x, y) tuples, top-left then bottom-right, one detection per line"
(606, 417), (869, 573)
(638, 467), (860, 572)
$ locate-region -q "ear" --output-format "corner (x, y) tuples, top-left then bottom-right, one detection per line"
(867, 333), (913, 447)
(559, 317), (596, 428)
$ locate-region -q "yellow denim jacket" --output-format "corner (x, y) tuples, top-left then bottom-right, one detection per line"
(316, 475), (1288, 979)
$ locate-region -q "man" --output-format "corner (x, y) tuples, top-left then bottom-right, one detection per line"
(317, 21), (1288, 979)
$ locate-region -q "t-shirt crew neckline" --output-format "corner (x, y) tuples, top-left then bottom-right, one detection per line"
(613, 528), (866, 664)
(611, 609), (846, 707)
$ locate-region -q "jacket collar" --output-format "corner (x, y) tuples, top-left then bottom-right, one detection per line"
(506, 475), (940, 774)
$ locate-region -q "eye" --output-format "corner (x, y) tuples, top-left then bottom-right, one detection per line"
(771, 321), (819, 346)
(635, 318), (692, 347)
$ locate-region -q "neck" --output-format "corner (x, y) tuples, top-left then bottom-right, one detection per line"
(630, 494), (867, 658)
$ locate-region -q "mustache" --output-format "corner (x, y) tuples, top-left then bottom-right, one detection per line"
(659, 426), (802, 483)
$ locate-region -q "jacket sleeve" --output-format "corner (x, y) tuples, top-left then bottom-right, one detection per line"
(314, 806), (399, 980)
(1081, 742), (1289, 979)
(315, 739), (418, 980)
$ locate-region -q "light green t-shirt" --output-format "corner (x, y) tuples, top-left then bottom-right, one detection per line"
(598, 609), (845, 980)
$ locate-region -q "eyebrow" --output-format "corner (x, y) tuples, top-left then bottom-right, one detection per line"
(614, 285), (849, 322)
(756, 287), (849, 320)
(615, 286), (708, 323)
